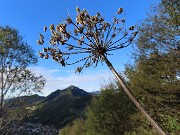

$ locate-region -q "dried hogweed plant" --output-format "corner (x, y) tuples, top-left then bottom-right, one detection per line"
(37, 7), (137, 73)
(37, 7), (166, 135)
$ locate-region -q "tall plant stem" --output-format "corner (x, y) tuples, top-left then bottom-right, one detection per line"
(0, 57), (4, 129)
(102, 54), (166, 135)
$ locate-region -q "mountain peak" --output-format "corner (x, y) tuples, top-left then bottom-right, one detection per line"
(66, 85), (78, 90)
(45, 85), (90, 102)
(65, 85), (90, 97)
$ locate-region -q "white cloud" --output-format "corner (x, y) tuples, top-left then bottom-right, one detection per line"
(29, 67), (114, 96)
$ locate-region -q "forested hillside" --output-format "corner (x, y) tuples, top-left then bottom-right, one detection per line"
(24, 85), (92, 128)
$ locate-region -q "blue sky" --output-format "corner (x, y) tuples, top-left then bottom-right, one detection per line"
(0, 0), (159, 96)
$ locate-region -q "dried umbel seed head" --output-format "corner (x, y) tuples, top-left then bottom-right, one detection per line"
(66, 17), (72, 24)
(38, 52), (44, 58)
(60, 39), (67, 45)
(78, 40), (83, 45)
(75, 67), (82, 73)
(96, 12), (101, 17)
(43, 48), (48, 52)
(57, 54), (63, 59)
(50, 48), (56, 54)
(91, 16), (98, 22)
(117, 8), (123, 14)
(37, 39), (42, 45)
(44, 26), (47, 32)
(64, 32), (70, 39)
(38, 7), (138, 73)
(68, 45), (73, 50)
(80, 35), (84, 40)
(121, 19), (125, 23)
(44, 54), (49, 59)
(52, 56), (58, 62)
(60, 59), (65, 66)
(50, 24), (55, 31)
(76, 6), (80, 12)
(37, 39), (44, 45)
(78, 26), (84, 34)
(111, 33), (116, 38)
(129, 26), (134, 30)
(59, 24), (67, 33)
(40, 34), (44, 39)
(74, 29), (78, 36)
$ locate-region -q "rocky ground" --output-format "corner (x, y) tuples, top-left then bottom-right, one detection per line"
(1, 122), (59, 135)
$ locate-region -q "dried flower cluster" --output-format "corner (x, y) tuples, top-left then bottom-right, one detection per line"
(37, 6), (138, 73)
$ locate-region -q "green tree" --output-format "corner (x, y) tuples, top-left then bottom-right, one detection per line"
(136, 0), (179, 57)
(0, 26), (45, 133)
(85, 84), (136, 135)
(161, 0), (180, 26)
(59, 119), (86, 135)
(125, 57), (180, 134)
(38, 7), (165, 134)
(125, 0), (180, 134)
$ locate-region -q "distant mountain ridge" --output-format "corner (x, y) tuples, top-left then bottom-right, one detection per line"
(6, 94), (45, 108)
(90, 90), (101, 95)
(22, 85), (93, 129)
